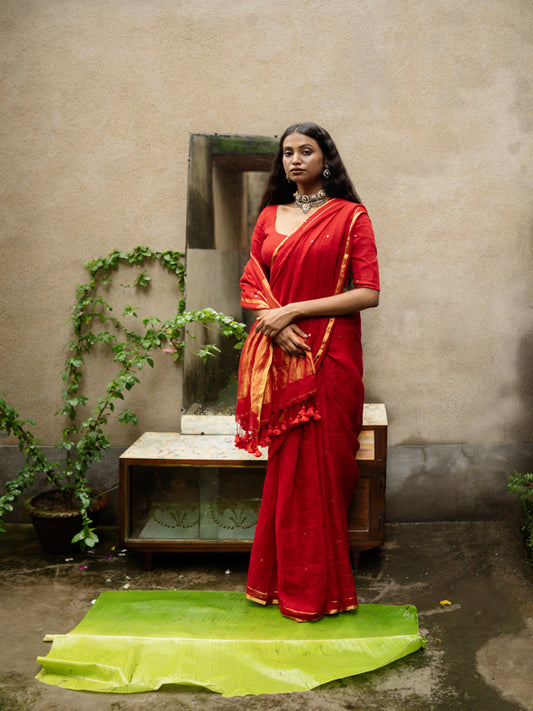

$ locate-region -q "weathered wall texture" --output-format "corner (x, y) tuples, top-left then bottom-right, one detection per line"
(1, 0), (532, 519)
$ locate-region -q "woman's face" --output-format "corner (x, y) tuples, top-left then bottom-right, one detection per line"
(282, 132), (326, 193)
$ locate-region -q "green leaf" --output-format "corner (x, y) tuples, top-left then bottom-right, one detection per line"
(134, 270), (151, 287)
(123, 305), (139, 317)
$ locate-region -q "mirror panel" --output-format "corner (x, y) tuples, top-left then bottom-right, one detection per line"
(183, 134), (277, 415)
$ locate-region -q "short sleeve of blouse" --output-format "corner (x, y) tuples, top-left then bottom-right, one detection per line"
(350, 211), (380, 291)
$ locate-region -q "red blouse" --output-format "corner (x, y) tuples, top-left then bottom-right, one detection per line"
(253, 204), (380, 292)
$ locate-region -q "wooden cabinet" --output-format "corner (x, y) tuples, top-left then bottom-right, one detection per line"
(119, 405), (387, 569)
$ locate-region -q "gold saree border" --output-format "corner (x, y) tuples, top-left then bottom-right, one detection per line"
(313, 206), (367, 366)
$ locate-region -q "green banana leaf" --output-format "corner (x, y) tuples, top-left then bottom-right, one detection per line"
(37, 590), (425, 697)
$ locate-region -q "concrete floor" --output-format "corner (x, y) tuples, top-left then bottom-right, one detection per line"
(1, 520), (532, 711)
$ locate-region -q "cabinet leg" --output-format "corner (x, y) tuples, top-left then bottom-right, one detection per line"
(143, 551), (154, 571)
(351, 550), (361, 570)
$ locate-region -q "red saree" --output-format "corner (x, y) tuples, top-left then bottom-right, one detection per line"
(235, 199), (379, 622)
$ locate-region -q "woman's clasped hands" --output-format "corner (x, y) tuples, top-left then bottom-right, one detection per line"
(255, 307), (311, 358)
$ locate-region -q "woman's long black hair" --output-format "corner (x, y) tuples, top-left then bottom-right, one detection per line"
(257, 122), (361, 214)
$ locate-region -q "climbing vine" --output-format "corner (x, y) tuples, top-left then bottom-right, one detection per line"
(0, 246), (247, 548)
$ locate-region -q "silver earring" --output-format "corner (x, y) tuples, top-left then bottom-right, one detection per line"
(322, 165), (331, 179)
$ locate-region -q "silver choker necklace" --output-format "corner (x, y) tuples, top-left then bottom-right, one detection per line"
(294, 189), (327, 213)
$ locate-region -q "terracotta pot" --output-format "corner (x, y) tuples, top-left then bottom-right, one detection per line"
(23, 489), (110, 554)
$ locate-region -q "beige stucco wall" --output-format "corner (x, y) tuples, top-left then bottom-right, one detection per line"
(1, 0), (532, 451)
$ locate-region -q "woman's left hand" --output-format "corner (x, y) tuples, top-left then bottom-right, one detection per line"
(254, 307), (296, 338)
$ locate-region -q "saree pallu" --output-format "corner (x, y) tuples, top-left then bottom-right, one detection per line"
(236, 200), (371, 621)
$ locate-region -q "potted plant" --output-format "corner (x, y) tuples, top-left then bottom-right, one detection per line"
(0, 247), (246, 553)
(507, 471), (533, 563)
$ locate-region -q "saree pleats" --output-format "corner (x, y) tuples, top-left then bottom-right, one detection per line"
(246, 318), (364, 621)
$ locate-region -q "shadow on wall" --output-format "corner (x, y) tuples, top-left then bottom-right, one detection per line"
(515, 329), (533, 442)
(385, 442), (533, 522)
(519, 216), (533, 439)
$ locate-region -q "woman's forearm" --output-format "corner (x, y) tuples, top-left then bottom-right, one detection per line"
(288, 288), (379, 320)
(253, 288), (379, 338)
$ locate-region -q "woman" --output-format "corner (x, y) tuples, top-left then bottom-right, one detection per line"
(235, 122), (380, 622)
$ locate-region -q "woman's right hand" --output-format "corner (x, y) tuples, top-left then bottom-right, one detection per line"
(273, 323), (311, 357)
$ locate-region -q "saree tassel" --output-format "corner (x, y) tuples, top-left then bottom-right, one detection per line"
(234, 433), (263, 457)
(258, 433), (271, 448)
(298, 408), (310, 423)
(235, 398), (321, 456)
